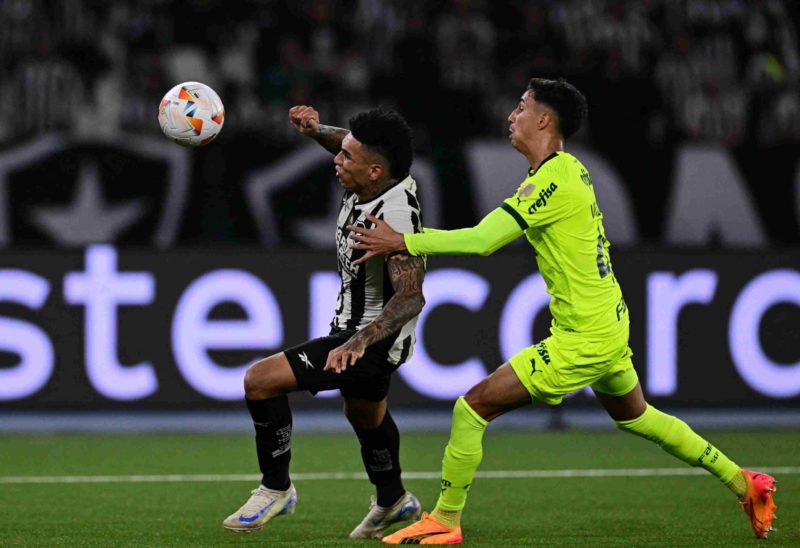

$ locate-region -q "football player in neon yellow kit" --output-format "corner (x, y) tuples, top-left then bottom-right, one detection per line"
(349, 78), (778, 544)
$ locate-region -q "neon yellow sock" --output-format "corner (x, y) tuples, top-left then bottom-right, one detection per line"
(726, 470), (748, 499)
(615, 404), (743, 494)
(430, 507), (462, 529)
(433, 396), (488, 522)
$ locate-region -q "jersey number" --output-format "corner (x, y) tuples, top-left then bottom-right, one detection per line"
(596, 229), (612, 279)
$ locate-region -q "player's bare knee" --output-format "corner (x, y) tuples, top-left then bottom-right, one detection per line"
(463, 387), (481, 410)
(346, 410), (383, 430)
(344, 400), (385, 429)
(243, 356), (285, 399)
(463, 386), (492, 419)
(243, 361), (267, 399)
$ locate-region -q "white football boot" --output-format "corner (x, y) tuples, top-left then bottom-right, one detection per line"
(222, 483), (297, 533)
(349, 490), (422, 539)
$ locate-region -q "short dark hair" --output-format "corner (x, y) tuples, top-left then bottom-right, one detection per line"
(527, 78), (588, 139)
(349, 108), (413, 180)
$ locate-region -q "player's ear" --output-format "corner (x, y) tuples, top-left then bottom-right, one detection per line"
(538, 110), (551, 130)
(369, 163), (384, 182)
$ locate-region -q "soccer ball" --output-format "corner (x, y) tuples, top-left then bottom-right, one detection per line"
(158, 82), (225, 146)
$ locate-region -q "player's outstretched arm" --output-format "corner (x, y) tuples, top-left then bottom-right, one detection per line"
(350, 209), (523, 264)
(288, 105), (348, 154)
(324, 254), (425, 373)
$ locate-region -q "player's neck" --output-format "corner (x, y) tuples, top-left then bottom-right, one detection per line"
(356, 177), (399, 202)
(524, 135), (563, 173)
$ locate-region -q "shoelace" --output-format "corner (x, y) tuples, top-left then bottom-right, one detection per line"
(239, 488), (278, 515)
(364, 496), (389, 519)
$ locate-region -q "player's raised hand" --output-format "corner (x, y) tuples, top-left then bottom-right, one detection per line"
(289, 105), (320, 135)
(324, 339), (366, 373)
(349, 214), (408, 265)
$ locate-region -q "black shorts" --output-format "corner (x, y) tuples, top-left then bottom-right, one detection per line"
(284, 330), (400, 402)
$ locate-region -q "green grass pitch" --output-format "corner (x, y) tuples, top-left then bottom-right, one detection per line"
(0, 430), (796, 547)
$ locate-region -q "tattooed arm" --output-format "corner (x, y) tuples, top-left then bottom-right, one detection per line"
(309, 124), (349, 155)
(324, 254), (426, 373)
(288, 105), (349, 154)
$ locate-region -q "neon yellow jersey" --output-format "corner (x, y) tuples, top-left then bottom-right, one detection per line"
(404, 150), (627, 338)
(500, 151), (626, 337)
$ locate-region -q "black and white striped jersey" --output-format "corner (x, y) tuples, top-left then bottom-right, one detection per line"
(331, 175), (424, 366)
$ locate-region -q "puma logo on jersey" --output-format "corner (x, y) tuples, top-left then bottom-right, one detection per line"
(516, 182), (536, 206)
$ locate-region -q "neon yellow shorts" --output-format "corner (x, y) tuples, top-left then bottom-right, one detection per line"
(508, 330), (639, 405)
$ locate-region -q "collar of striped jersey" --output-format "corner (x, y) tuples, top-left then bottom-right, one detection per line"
(353, 174), (413, 205)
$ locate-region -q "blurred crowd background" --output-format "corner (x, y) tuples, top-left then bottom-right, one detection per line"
(0, 0), (798, 248)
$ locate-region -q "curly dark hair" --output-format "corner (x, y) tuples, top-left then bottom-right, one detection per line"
(349, 107), (414, 180)
(527, 78), (588, 139)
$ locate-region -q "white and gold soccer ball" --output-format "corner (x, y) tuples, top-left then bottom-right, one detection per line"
(158, 82), (225, 146)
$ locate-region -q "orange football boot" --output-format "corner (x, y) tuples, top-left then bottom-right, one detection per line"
(382, 512), (463, 545)
(740, 470), (778, 539)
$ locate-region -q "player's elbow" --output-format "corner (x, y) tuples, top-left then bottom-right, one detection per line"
(409, 292), (426, 316)
(469, 235), (498, 256)
(399, 291), (425, 317)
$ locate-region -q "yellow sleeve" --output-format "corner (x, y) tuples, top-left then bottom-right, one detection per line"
(403, 207), (524, 256)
